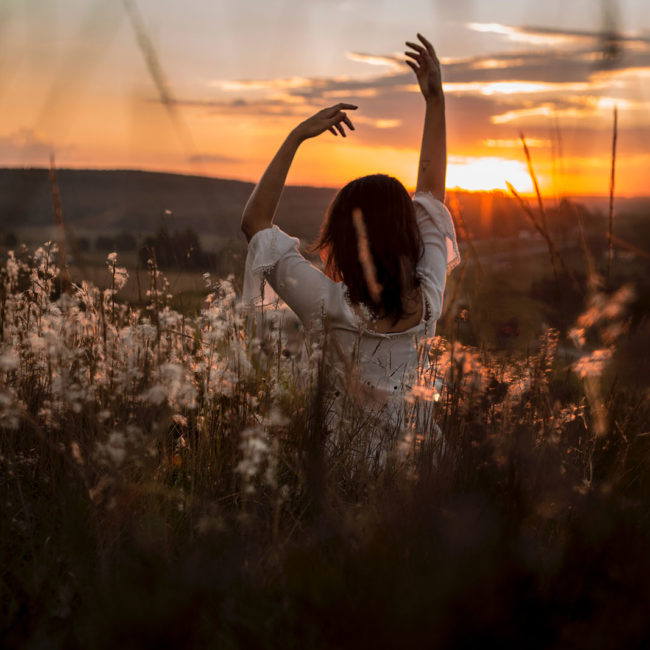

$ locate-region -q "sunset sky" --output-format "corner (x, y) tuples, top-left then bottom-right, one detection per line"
(1, 0), (649, 196)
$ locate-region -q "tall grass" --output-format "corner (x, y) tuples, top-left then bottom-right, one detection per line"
(1, 234), (649, 648)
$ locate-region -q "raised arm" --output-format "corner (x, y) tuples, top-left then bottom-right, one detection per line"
(405, 34), (446, 201)
(241, 103), (357, 242)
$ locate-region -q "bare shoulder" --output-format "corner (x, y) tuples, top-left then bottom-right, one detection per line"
(353, 287), (423, 334)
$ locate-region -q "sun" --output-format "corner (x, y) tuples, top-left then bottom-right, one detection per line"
(446, 156), (536, 194)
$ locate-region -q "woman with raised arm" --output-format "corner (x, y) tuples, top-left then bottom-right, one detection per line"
(241, 34), (459, 446)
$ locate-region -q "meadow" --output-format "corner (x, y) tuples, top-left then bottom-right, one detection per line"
(1, 198), (649, 648)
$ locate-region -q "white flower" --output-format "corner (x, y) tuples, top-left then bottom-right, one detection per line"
(0, 350), (19, 371)
(573, 349), (613, 378)
(172, 414), (188, 427)
(141, 384), (167, 406)
(97, 431), (126, 465)
(236, 426), (272, 493)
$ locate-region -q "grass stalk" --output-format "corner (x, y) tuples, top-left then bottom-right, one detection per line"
(48, 155), (72, 295)
(607, 106), (618, 284)
(508, 133), (580, 292)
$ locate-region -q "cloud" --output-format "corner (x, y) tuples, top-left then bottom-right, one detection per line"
(156, 28), (650, 161)
(153, 96), (310, 118)
(466, 22), (597, 46)
(445, 80), (601, 96)
(0, 129), (60, 162)
(195, 41), (650, 108)
(467, 23), (650, 48)
(188, 153), (243, 164)
(483, 138), (550, 149)
(213, 77), (314, 91)
(345, 51), (404, 71)
(352, 116), (402, 129)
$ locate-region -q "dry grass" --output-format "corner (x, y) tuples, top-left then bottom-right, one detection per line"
(1, 237), (649, 648)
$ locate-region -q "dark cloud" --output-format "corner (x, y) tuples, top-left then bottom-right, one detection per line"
(0, 129), (58, 162)
(157, 32), (650, 158)
(184, 43), (650, 106)
(486, 23), (650, 47)
(346, 51), (404, 70)
(188, 153), (243, 164)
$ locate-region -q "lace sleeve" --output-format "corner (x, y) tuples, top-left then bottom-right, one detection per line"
(412, 191), (461, 323)
(413, 191), (460, 271)
(242, 226), (301, 307)
(242, 225), (338, 328)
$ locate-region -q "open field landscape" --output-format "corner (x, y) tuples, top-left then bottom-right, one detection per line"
(3, 0), (650, 646)
(1, 166), (650, 647)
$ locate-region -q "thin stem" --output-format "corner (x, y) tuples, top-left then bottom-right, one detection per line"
(607, 106), (618, 284)
(48, 155), (71, 295)
(520, 132), (548, 232)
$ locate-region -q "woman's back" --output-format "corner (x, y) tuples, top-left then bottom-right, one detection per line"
(240, 33), (456, 444)
(243, 192), (459, 426)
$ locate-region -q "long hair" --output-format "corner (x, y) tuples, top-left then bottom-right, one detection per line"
(314, 174), (423, 324)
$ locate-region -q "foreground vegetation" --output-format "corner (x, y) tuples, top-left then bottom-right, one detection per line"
(1, 242), (649, 648)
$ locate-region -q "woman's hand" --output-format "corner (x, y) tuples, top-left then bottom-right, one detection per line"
(241, 103), (357, 242)
(405, 33), (443, 103)
(407, 34), (446, 198)
(292, 103), (358, 142)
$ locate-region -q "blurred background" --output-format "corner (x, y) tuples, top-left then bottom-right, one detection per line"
(1, 0), (649, 346)
(1, 0), (649, 190)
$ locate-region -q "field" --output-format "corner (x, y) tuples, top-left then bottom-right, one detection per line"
(1, 192), (650, 648)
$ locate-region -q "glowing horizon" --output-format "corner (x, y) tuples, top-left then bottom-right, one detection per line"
(1, 1), (649, 198)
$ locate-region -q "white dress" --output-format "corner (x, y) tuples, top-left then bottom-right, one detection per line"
(242, 191), (460, 445)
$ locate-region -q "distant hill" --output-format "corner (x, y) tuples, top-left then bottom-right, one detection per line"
(0, 168), (337, 244)
(2, 168), (645, 247)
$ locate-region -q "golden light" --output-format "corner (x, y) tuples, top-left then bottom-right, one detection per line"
(444, 80), (596, 96)
(446, 156), (536, 193)
(287, 143), (419, 189)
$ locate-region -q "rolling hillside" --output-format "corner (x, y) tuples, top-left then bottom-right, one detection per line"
(2, 168), (645, 251)
(0, 168), (337, 244)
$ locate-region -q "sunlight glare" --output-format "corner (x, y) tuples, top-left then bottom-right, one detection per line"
(446, 156), (535, 193)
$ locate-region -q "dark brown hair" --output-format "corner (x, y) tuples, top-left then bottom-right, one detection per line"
(314, 174), (423, 324)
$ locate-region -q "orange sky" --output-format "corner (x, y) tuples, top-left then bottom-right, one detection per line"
(1, 0), (649, 197)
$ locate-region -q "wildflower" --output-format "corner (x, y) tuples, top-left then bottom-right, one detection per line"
(568, 327), (586, 349)
(96, 431), (127, 466)
(0, 350), (19, 371)
(172, 414), (188, 428)
(70, 442), (84, 465)
(573, 348), (613, 378)
(407, 383), (440, 403)
(142, 384), (168, 406)
(236, 426), (271, 493)
(0, 392), (20, 430)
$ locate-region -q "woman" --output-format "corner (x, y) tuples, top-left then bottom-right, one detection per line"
(241, 34), (459, 446)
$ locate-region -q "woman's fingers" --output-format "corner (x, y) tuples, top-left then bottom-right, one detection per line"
(341, 112), (355, 131)
(405, 51), (428, 77)
(328, 102), (358, 114)
(405, 39), (433, 72)
(333, 111), (354, 137)
(405, 59), (418, 74)
(325, 104), (357, 135)
(325, 110), (355, 137)
(406, 37), (438, 66)
(405, 50), (422, 62)
(405, 35), (442, 101)
(296, 104), (357, 139)
(417, 33), (436, 57)
(405, 40), (425, 54)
